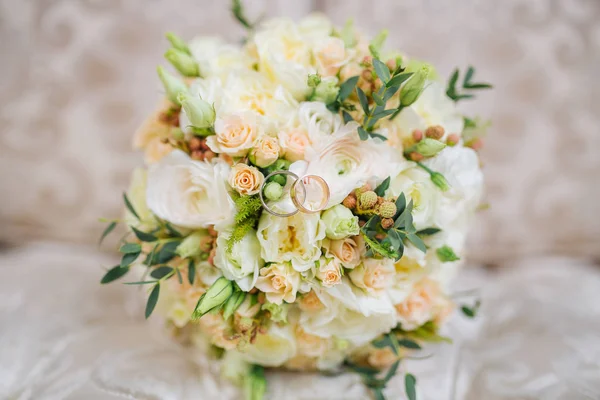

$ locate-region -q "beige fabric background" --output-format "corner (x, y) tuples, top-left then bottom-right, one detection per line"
(1, 0), (599, 263)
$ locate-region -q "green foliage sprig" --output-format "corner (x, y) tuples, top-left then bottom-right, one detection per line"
(446, 66), (492, 102)
(228, 192), (263, 252)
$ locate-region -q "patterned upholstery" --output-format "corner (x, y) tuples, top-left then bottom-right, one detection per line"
(1, 0), (599, 263)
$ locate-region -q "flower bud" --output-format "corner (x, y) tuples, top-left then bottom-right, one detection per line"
(192, 277), (233, 319)
(446, 133), (460, 146)
(307, 73), (321, 88)
(321, 204), (360, 240)
(342, 193), (357, 209)
(414, 138), (446, 157)
(400, 64), (431, 107)
(359, 191), (378, 209)
(412, 129), (423, 142)
(249, 136), (280, 167)
(425, 125), (445, 140)
(176, 230), (209, 259)
(164, 48), (200, 77)
(313, 77), (340, 104)
(222, 290), (246, 320)
(178, 92), (215, 129)
(431, 172), (450, 192)
(263, 181), (283, 201)
(157, 66), (187, 105)
(381, 217), (394, 229)
(165, 32), (191, 55)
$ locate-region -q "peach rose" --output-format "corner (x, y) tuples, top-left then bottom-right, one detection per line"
(395, 279), (453, 331)
(298, 290), (324, 312)
(349, 258), (393, 293)
(207, 113), (260, 157)
(316, 257), (342, 288)
(295, 326), (328, 358)
(367, 347), (398, 369)
(250, 136), (280, 167)
(314, 37), (348, 77)
(324, 236), (362, 269)
(254, 263), (300, 304)
(228, 163), (264, 196)
(198, 313), (240, 350)
(279, 128), (311, 162)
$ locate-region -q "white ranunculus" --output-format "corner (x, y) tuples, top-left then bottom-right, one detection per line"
(214, 230), (264, 291)
(292, 122), (405, 207)
(237, 323), (297, 367)
(386, 166), (442, 230)
(299, 280), (396, 345)
(257, 211), (325, 272)
(188, 36), (255, 79)
(298, 101), (343, 144)
(387, 81), (464, 145)
(146, 150), (235, 229)
(253, 18), (315, 99)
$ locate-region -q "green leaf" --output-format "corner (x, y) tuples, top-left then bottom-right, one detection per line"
(397, 339), (421, 349)
(463, 66), (475, 86)
(101, 265), (129, 284)
(231, 0), (253, 30)
(372, 92), (385, 106)
(342, 110), (354, 124)
(373, 58), (391, 83)
(99, 221), (117, 245)
(436, 245), (460, 262)
(388, 229), (403, 252)
(447, 68), (459, 97)
(373, 388), (385, 400)
(150, 266), (173, 279)
(188, 259), (196, 285)
(164, 222), (182, 237)
(405, 374), (417, 400)
(339, 76), (359, 101)
(357, 126), (369, 141)
(131, 226), (157, 242)
(369, 132), (388, 141)
(119, 243), (141, 254)
(384, 360), (400, 383)
(123, 193), (140, 220)
(370, 109), (396, 121)
(123, 280), (157, 285)
(386, 72), (413, 88)
(374, 177), (390, 197)
(156, 241), (181, 264)
(356, 87), (369, 115)
(120, 251), (140, 268)
(461, 300), (481, 318)
(372, 335), (393, 349)
(361, 232), (399, 259)
(145, 284), (160, 319)
(416, 227), (441, 236)
(394, 193), (406, 219)
(463, 82), (493, 89)
(407, 233), (427, 253)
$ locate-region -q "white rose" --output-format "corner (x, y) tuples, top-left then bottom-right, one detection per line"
(237, 324), (297, 367)
(387, 81), (464, 145)
(207, 113), (261, 157)
(257, 211), (325, 272)
(214, 230), (264, 291)
(253, 19), (314, 99)
(298, 101), (342, 143)
(228, 163), (264, 196)
(146, 150), (235, 229)
(387, 166), (442, 229)
(300, 279), (396, 345)
(188, 36), (255, 79)
(255, 262), (301, 304)
(292, 122), (405, 207)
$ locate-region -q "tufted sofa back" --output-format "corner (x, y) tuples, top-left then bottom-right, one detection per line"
(1, 0), (598, 262)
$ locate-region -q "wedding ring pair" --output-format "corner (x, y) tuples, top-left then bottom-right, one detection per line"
(259, 171), (330, 217)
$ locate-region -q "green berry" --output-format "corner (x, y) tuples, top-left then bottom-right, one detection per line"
(379, 201), (397, 218)
(264, 182), (283, 201)
(359, 191), (378, 209)
(270, 174), (287, 186)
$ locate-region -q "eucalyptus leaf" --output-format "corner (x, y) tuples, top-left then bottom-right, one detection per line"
(405, 374), (417, 400)
(120, 251), (140, 268)
(397, 339), (421, 349)
(188, 259), (196, 285)
(369, 132), (388, 141)
(339, 76), (359, 101)
(407, 233), (427, 253)
(150, 266), (174, 279)
(417, 227), (441, 236)
(394, 193), (406, 219)
(342, 110), (354, 124)
(156, 240), (181, 264)
(145, 284), (160, 319)
(356, 87), (369, 115)
(372, 92), (384, 106)
(101, 265), (129, 284)
(384, 360), (400, 383)
(123, 193), (140, 220)
(99, 221), (117, 245)
(373, 58), (390, 83)
(386, 72), (413, 88)
(374, 176), (390, 197)
(358, 126), (369, 141)
(119, 243), (141, 254)
(131, 226), (157, 242)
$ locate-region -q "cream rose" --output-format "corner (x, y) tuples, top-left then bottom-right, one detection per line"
(207, 113), (260, 157)
(323, 237), (362, 269)
(228, 163), (264, 195)
(214, 229), (264, 291)
(349, 258), (394, 294)
(254, 262), (301, 304)
(146, 150), (235, 229)
(250, 136), (280, 167)
(257, 210), (325, 272)
(278, 128), (310, 162)
(188, 36), (255, 80)
(298, 290), (324, 312)
(314, 37), (348, 77)
(316, 257), (342, 288)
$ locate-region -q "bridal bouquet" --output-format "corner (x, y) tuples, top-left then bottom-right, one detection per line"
(100, 2), (490, 398)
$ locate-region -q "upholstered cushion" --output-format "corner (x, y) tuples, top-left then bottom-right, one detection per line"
(1, 0), (599, 262)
